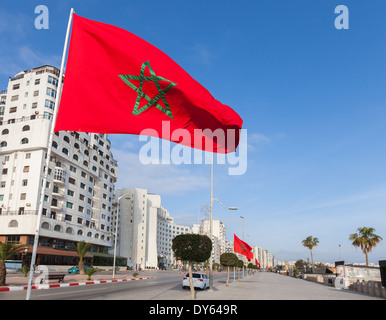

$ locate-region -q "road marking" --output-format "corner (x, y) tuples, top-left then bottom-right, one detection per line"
(36, 286), (111, 297)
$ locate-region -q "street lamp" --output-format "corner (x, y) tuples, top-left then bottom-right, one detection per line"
(209, 155), (238, 292)
(240, 216), (244, 241)
(213, 198), (238, 211)
(112, 193), (130, 279)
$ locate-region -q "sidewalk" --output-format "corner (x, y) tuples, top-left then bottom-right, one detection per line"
(0, 271), (151, 292)
(195, 271), (384, 300)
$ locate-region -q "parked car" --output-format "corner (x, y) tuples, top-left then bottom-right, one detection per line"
(182, 273), (209, 290)
(67, 265), (93, 274)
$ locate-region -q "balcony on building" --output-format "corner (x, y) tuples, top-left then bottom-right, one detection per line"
(51, 198), (63, 211)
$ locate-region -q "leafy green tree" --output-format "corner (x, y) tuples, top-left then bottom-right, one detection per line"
(349, 227), (383, 266)
(294, 259), (307, 270)
(302, 236), (319, 273)
(73, 241), (92, 275)
(220, 253), (238, 287)
(0, 242), (24, 286)
(236, 259), (244, 279)
(172, 234), (212, 300)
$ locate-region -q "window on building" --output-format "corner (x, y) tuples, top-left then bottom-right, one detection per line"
(43, 112), (52, 120)
(46, 88), (56, 98)
(48, 76), (58, 87)
(45, 99), (55, 110)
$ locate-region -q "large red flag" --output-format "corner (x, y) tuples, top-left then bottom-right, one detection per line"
(234, 234), (253, 261)
(54, 14), (243, 153)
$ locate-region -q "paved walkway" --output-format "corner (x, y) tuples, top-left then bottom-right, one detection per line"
(195, 271), (384, 300)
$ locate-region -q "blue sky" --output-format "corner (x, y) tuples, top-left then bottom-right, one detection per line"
(1, 0), (386, 264)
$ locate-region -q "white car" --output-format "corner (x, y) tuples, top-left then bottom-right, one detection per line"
(182, 273), (209, 290)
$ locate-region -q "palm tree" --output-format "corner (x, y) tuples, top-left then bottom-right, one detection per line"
(73, 241), (92, 275)
(0, 242), (25, 286)
(349, 227), (383, 266)
(302, 236), (319, 273)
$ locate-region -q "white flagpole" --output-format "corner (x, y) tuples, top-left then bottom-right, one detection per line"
(26, 8), (75, 300)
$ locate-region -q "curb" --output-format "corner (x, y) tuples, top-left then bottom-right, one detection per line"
(0, 276), (152, 292)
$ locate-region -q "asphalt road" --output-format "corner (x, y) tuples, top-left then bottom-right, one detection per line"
(1, 270), (382, 301)
(0, 270), (229, 300)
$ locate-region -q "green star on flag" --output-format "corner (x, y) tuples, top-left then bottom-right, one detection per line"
(119, 61), (177, 119)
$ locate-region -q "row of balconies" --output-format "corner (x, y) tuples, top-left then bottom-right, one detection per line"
(0, 113), (50, 126)
(56, 131), (116, 171)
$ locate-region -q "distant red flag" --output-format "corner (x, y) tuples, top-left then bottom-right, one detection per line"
(255, 258), (261, 268)
(54, 14), (243, 153)
(234, 234), (253, 261)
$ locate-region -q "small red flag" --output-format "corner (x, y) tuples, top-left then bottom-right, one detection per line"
(55, 14), (243, 153)
(234, 234), (253, 261)
(255, 258), (261, 267)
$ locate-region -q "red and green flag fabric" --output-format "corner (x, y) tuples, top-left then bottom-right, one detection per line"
(234, 234), (253, 261)
(54, 14), (243, 153)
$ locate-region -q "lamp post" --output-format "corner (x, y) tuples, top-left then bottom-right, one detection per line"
(209, 155), (238, 291)
(112, 193), (130, 279)
(240, 216), (244, 241)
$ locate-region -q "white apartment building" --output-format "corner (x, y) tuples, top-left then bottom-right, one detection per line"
(113, 188), (191, 269)
(0, 66), (118, 266)
(157, 205), (191, 267)
(253, 246), (264, 267)
(192, 219), (226, 265)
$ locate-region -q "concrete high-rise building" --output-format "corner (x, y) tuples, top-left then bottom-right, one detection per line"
(252, 246), (264, 266)
(112, 188), (157, 269)
(157, 204), (191, 267)
(113, 188), (191, 269)
(0, 66), (118, 266)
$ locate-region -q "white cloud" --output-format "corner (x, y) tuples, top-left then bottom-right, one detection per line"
(18, 45), (61, 70)
(291, 184), (386, 214)
(193, 43), (213, 66)
(247, 132), (271, 152)
(112, 147), (208, 195)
